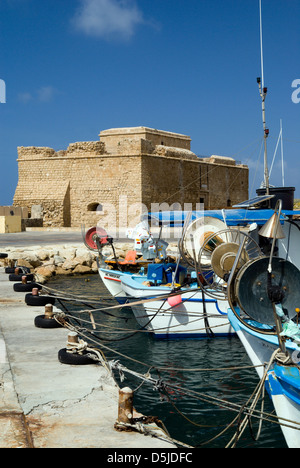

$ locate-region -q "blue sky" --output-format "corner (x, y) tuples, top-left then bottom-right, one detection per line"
(0, 0), (299, 205)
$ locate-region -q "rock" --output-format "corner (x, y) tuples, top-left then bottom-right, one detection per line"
(75, 249), (94, 264)
(53, 255), (65, 265)
(36, 249), (49, 261)
(72, 264), (92, 275)
(55, 266), (74, 276)
(74, 255), (92, 267)
(23, 253), (42, 268)
(15, 259), (34, 270)
(61, 258), (80, 270)
(35, 265), (56, 278)
(34, 273), (47, 284)
(91, 260), (98, 273)
(58, 247), (76, 260)
(43, 258), (55, 266)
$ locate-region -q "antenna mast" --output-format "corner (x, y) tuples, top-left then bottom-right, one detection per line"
(257, 0), (270, 195)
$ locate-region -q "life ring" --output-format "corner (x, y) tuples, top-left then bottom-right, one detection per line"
(34, 314), (63, 329)
(58, 348), (97, 365)
(25, 294), (55, 306)
(14, 282), (42, 292)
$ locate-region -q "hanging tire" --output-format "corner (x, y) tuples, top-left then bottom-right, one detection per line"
(13, 282), (42, 292)
(25, 294), (56, 306)
(34, 314), (63, 329)
(58, 348), (97, 365)
(9, 274), (34, 282)
(0, 253), (8, 259)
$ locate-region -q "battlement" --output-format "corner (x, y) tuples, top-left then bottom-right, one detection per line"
(17, 141), (106, 160)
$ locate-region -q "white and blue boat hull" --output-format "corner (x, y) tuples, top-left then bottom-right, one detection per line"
(98, 267), (144, 304)
(228, 309), (300, 447)
(121, 275), (233, 339)
(267, 365), (300, 448)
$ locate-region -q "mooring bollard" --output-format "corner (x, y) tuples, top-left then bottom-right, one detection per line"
(118, 387), (134, 424)
(21, 276), (28, 284)
(32, 288), (39, 296)
(44, 304), (54, 319)
(67, 332), (79, 347)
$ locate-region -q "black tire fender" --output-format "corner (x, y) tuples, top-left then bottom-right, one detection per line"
(14, 282), (42, 292)
(34, 314), (63, 329)
(5, 267), (31, 274)
(9, 274), (34, 282)
(25, 294), (56, 306)
(58, 348), (97, 365)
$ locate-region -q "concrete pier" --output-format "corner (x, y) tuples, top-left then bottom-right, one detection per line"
(0, 265), (174, 448)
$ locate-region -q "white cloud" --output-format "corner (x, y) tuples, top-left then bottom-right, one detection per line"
(72, 0), (144, 40)
(37, 86), (56, 102)
(18, 86), (57, 104)
(18, 92), (33, 103)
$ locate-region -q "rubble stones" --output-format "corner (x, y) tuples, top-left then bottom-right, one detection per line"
(0, 243), (133, 284)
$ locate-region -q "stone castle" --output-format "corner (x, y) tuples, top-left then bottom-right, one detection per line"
(13, 126), (249, 229)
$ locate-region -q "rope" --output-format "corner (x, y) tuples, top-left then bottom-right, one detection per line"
(55, 311), (264, 372)
(57, 316), (300, 447)
(45, 271), (300, 448)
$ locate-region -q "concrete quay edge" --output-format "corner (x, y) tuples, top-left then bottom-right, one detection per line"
(0, 267), (175, 449)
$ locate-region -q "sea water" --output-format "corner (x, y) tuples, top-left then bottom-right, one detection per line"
(50, 274), (287, 448)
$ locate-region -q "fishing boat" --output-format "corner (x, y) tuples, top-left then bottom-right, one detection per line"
(97, 266), (144, 304)
(225, 200), (300, 448)
(122, 279), (232, 339)
(123, 202), (299, 339)
(224, 1), (300, 445)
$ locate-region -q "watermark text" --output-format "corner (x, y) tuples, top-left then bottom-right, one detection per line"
(292, 79), (300, 104)
(0, 79), (6, 103)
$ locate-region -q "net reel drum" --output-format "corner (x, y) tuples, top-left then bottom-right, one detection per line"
(232, 257), (300, 328)
(83, 226), (110, 251)
(179, 216), (227, 267)
(197, 228), (263, 300)
(227, 199), (300, 337)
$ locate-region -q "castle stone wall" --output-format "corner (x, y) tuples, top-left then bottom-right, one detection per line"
(13, 126), (249, 230)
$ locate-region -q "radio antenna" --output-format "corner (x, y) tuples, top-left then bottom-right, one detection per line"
(257, 0), (270, 195)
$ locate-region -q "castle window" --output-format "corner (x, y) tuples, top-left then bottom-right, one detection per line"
(87, 203), (102, 212)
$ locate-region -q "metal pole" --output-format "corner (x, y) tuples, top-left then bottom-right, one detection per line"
(258, 1), (270, 196)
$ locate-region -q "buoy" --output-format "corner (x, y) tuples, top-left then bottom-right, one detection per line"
(167, 294), (183, 307)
